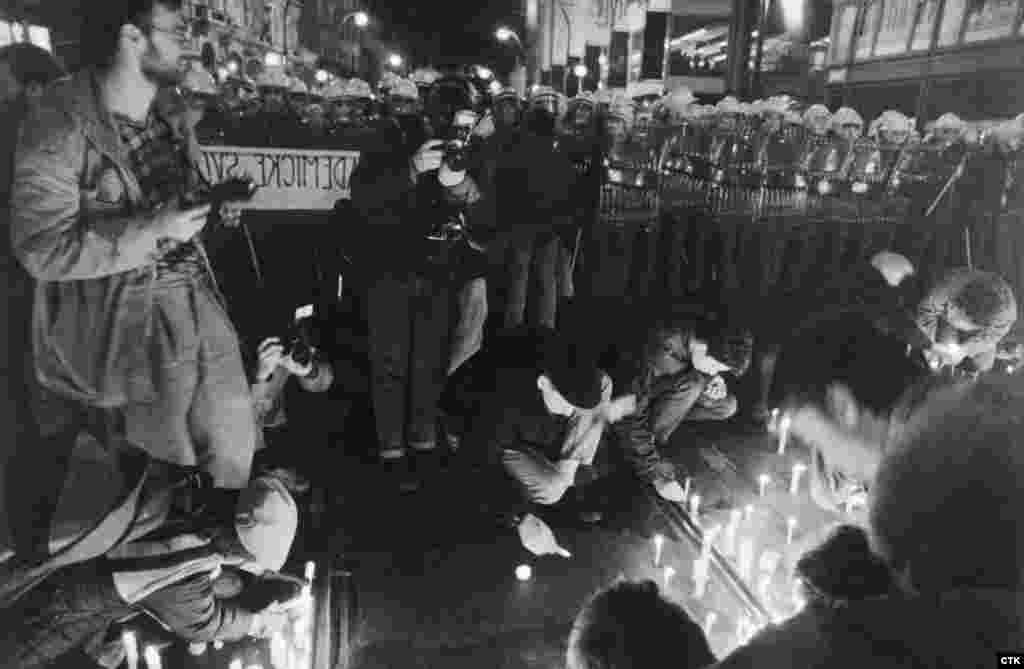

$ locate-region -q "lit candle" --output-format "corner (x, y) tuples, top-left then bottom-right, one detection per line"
(143, 646), (161, 669)
(304, 560), (316, 582)
(791, 579), (807, 611)
(744, 504), (755, 523)
(229, 661), (243, 669)
(738, 538), (755, 582)
(688, 493), (701, 520)
(663, 565), (677, 590)
(786, 516), (798, 545)
(776, 413), (792, 455)
(682, 476), (692, 502)
(758, 474), (771, 498)
(722, 509), (742, 557)
(691, 557), (709, 598)
(213, 641), (224, 650)
(757, 573), (772, 603)
(187, 643), (207, 656)
(122, 631), (139, 669)
(515, 564), (532, 581)
(653, 534), (665, 567)
(704, 611), (718, 637)
(702, 523), (723, 559)
(789, 463), (808, 495)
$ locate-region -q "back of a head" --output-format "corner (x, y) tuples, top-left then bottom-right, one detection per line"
(567, 580), (715, 669)
(871, 374), (1024, 593)
(770, 308), (928, 417)
(950, 269), (1017, 330)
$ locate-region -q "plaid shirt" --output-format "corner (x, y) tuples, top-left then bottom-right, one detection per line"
(114, 111), (202, 273)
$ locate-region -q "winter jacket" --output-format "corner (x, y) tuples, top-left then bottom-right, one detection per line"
(494, 128), (577, 239)
(713, 588), (1024, 669)
(9, 68), (216, 408)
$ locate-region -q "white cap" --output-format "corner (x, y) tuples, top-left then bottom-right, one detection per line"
(389, 78), (419, 101)
(340, 78), (373, 100)
(256, 66), (291, 89)
(760, 95), (795, 117)
(183, 68), (218, 96)
(234, 476), (298, 573)
(832, 106), (864, 129)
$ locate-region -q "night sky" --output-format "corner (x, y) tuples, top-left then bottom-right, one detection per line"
(369, 0), (524, 74)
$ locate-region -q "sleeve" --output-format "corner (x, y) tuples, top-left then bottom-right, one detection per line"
(9, 103), (165, 281)
(613, 374), (676, 484)
(141, 574), (257, 643)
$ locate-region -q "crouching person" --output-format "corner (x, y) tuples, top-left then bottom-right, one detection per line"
(2, 476), (301, 669)
(451, 327), (623, 553)
(614, 319), (751, 501)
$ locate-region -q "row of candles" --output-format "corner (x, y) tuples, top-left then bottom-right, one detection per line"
(123, 561), (318, 669)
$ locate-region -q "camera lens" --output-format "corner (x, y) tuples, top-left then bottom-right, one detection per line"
(291, 340), (312, 367)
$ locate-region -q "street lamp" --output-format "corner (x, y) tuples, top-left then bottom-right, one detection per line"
(343, 10), (370, 28)
(388, 53), (403, 68)
(573, 64), (588, 79)
(495, 26), (522, 46)
(477, 66), (493, 80)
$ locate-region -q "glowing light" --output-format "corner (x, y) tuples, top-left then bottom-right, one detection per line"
(781, 0), (805, 33)
(388, 53), (403, 68)
(704, 611), (718, 636)
(786, 516), (798, 545)
(187, 643), (207, 655)
(663, 564), (677, 589)
(212, 640), (224, 650)
(691, 557), (709, 597)
(229, 661), (243, 669)
(682, 476), (692, 501)
(226, 60), (240, 75)
(477, 66), (493, 79)
(790, 462), (808, 495)
(143, 646), (161, 669)
(489, 80), (502, 94)
(264, 52), (283, 67)
(598, 54), (608, 67)
(573, 64), (588, 78)
(776, 413), (792, 454)
(315, 69), (330, 83)
(688, 493), (701, 519)
(515, 564), (532, 581)
(496, 27), (516, 42)
(122, 632), (139, 669)
(653, 534), (665, 566)
(758, 474), (771, 498)
(217, 66), (229, 82)
(352, 11), (369, 28)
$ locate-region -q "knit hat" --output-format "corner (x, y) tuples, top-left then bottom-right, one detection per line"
(235, 476), (299, 573)
(542, 331), (604, 410)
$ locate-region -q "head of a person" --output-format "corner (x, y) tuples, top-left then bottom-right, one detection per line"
(424, 76), (478, 140)
(82, 0), (186, 87)
(567, 579), (715, 669)
(937, 270), (1017, 350)
(537, 329), (605, 416)
(870, 374), (1024, 594)
(211, 476), (299, 575)
(492, 89), (521, 129)
(796, 523), (894, 604)
(0, 42), (65, 105)
(770, 309), (931, 482)
(642, 319), (696, 378)
(180, 67), (218, 128)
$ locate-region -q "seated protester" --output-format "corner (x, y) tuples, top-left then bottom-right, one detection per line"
(251, 336), (334, 493)
(916, 267), (1018, 374)
(567, 579), (715, 669)
(794, 524), (894, 608)
(452, 327), (621, 550)
(713, 375), (1024, 668)
(2, 477), (301, 669)
(769, 309), (948, 519)
(613, 320), (751, 502)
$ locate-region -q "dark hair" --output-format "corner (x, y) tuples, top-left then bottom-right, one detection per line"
(769, 308), (928, 416)
(568, 579), (715, 669)
(0, 43), (65, 88)
(871, 375), (1024, 592)
(952, 271), (1016, 329)
(795, 524), (893, 604)
(79, 0), (184, 69)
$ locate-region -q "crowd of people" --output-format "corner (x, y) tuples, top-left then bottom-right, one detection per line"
(2, 0), (1024, 667)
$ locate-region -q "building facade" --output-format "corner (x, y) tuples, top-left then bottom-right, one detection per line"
(299, 0), (366, 76)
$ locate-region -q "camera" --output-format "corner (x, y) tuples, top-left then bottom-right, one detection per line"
(282, 304), (315, 368)
(442, 140), (469, 172)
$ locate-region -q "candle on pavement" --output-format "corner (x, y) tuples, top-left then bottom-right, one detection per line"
(744, 504), (755, 523)
(704, 611), (718, 637)
(653, 534), (665, 566)
(722, 509), (742, 556)
(688, 493), (701, 520)
(229, 660), (243, 669)
(790, 463), (808, 495)
(758, 474), (771, 498)
(143, 646), (161, 669)
(786, 516), (798, 545)
(123, 632), (139, 669)
(702, 523), (722, 558)
(776, 413), (792, 455)
(663, 565), (677, 590)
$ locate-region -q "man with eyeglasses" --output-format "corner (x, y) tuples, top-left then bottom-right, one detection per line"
(8, 0), (257, 554)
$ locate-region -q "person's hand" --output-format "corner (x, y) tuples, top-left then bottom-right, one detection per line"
(257, 338), (286, 382)
(411, 139), (445, 175)
(280, 352), (314, 378)
(702, 375), (728, 401)
(154, 199), (211, 243)
(517, 513), (572, 558)
(443, 172), (480, 203)
(219, 201), (243, 228)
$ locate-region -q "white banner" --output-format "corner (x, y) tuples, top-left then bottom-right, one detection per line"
(198, 146), (361, 211)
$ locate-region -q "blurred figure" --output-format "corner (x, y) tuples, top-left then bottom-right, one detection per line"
(2, 476), (301, 668)
(567, 579), (715, 669)
(916, 267), (1017, 373)
(0, 42), (65, 105)
(714, 374), (1024, 668)
(179, 66), (222, 141)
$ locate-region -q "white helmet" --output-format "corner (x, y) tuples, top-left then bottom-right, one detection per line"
(289, 79), (309, 95)
(183, 68), (218, 96)
(256, 66), (291, 90)
(832, 106), (864, 131)
(340, 78), (373, 100)
(389, 78), (419, 101)
(803, 103), (832, 128)
(931, 112), (966, 132)
(870, 110), (913, 138)
(716, 95), (741, 115)
(322, 79), (347, 101)
(410, 67), (441, 87)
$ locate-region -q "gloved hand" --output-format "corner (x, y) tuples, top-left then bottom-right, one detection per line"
(411, 139), (445, 176)
(517, 513), (572, 558)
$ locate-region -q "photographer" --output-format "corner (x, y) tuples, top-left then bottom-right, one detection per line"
(251, 334), (334, 492)
(350, 75), (496, 489)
